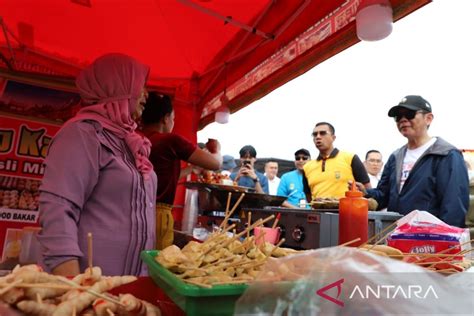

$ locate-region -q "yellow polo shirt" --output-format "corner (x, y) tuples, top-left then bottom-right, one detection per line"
(304, 150), (356, 199)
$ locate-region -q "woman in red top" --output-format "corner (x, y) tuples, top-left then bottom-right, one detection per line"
(141, 92), (222, 249)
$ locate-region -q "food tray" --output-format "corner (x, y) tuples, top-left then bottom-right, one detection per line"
(141, 250), (248, 316)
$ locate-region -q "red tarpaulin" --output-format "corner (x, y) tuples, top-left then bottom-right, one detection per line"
(0, 0), (430, 131)
(0, 0), (431, 221)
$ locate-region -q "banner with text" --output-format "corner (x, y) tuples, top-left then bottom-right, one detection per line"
(0, 113), (60, 179)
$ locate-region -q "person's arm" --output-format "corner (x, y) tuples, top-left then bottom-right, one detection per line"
(436, 150), (469, 227)
(38, 122), (100, 275)
(351, 154), (371, 189)
(187, 148), (222, 170)
(281, 201), (296, 208)
(302, 171), (312, 202)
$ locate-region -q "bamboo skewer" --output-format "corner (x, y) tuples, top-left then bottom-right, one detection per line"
(106, 308), (115, 316)
(359, 221), (398, 248)
(0, 279), (22, 295)
(57, 276), (126, 308)
(0, 282), (88, 290)
(87, 232), (93, 274)
(271, 213), (281, 229)
(36, 292), (42, 304)
(269, 238), (286, 256)
(204, 215), (275, 256)
(339, 237), (361, 247)
(219, 193), (245, 229)
(223, 192), (232, 229)
(247, 211), (252, 239)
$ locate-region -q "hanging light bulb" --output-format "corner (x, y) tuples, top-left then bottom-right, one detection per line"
(356, 0), (393, 41)
(215, 93), (230, 124)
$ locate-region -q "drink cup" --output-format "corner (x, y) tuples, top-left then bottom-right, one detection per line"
(253, 226), (280, 245)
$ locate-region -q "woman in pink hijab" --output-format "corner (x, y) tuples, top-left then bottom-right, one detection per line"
(38, 53), (157, 276)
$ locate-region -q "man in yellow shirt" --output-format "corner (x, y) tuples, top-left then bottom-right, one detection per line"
(303, 122), (370, 201)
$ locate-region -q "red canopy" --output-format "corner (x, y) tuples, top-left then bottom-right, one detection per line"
(0, 0), (430, 131)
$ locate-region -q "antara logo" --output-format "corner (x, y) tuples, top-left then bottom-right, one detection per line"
(316, 278), (345, 307)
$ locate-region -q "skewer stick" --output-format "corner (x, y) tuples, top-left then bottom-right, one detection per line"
(57, 276), (126, 307)
(425, 249), (472, 269)
(247, 212), (252, 239)
(87, 232), (93, 274)
(204, 215), (275, 255)
(359, 221), (398, 248)
(219, 193), (245, 229)
(411, 239), (473, 264)
(106, 308), (115, 316)
(72, 305), (76, 316)
(271, 213), (281, 229)
(36, 292), (42, 304)
(204, 223), (236, 244)
(0, 279), (22, 295)
(269, 238), (286, 257)
(223, 192), (232, 229)
(339, 237), (361, 247)
(0, 282), (88, 290)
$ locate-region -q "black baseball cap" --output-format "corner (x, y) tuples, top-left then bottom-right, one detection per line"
(294, 148), (310, 157)
(388, 95), (432, 117)
(239, 145), (257, 158)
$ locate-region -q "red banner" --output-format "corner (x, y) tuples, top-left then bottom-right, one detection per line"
(0, 113), (61, 270)
(0, 113), (60, 180)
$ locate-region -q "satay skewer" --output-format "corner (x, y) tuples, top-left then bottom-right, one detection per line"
(359, 221), (398, 248)
(223, 192), (232, 229)
(271, 213), (281, 229)
(247, 212), (252, 239)
(339, 237), (361, 247)
(87, 232), (93, 275)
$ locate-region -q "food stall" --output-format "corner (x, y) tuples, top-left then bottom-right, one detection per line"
(3, 1), (464, 315)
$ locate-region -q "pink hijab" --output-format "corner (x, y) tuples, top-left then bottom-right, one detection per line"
(70, 53), (153, 178)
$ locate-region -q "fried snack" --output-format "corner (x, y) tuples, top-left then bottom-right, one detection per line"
(360, 245), (404, 260)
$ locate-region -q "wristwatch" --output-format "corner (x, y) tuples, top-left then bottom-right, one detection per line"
(252, 177), (259, 183)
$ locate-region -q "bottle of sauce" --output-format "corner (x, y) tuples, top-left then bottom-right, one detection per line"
(338, 182), (368, 247)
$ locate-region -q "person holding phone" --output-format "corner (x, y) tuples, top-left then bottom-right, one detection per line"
(231, 145), (268, 194)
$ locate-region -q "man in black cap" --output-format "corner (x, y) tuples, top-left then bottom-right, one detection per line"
(230, 145), (268, 193)
(361, 95), (469, 227)
(277, 148), (312, 208)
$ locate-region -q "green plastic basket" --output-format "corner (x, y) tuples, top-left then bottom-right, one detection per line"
(141, 250), (248, 316)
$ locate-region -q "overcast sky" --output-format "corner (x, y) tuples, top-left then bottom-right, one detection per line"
(198, 0), (473, 164)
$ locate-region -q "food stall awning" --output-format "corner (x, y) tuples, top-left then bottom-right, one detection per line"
(0, 0), (430, 129)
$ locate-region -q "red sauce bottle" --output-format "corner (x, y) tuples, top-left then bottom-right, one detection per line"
(338, 182), (368, 247)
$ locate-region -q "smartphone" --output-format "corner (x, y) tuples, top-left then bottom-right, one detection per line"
(242, 160), (251, 167)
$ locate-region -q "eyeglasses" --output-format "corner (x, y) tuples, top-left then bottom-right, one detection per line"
(311, 130), (329, 137)
(394, 110), (425, 122)
(295, 156), (309, 161)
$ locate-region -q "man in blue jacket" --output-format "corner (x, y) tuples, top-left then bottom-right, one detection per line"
(362, 95), (469, 227)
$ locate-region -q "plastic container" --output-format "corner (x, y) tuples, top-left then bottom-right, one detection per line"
(253, 227), (280, 245)
(19, 226), (41, 265)
(141, 250), (248, 316)
(338, 183), (368, 247)
(182, 189), (199, 234)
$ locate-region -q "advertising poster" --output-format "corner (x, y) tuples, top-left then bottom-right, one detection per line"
(0, 80), (79, 269)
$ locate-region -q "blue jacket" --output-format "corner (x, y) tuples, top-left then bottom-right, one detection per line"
(367, 138), (469, 227)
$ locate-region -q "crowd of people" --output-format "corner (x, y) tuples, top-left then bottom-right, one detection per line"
(36, 53), (471, 277)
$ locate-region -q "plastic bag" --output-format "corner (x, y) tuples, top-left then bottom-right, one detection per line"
(235, 247), (474, 315)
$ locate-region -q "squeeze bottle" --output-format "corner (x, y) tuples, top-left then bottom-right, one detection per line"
(338, 182), (368, 247)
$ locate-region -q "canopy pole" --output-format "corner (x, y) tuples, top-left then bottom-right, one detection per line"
(177, 0), (274, 40)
